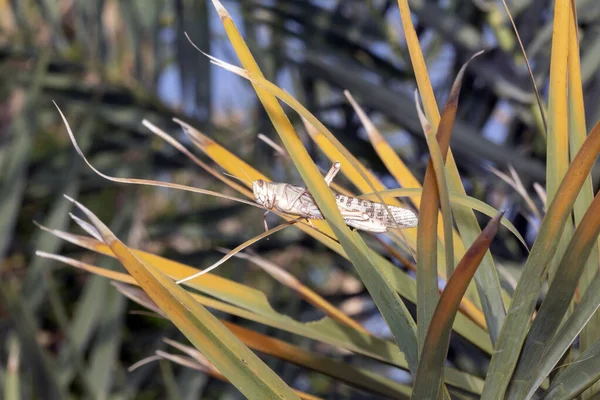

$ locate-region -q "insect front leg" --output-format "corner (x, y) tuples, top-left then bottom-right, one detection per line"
(263, 210), (271, 232)
(304, 218), (319, 231)
(262, 195), (278, 232)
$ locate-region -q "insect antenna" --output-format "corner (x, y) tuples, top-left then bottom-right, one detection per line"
(222, 172), (251, 186)
(239, 167), (254, 184)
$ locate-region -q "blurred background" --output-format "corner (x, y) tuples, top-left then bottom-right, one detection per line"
(1, 0), (599, 398)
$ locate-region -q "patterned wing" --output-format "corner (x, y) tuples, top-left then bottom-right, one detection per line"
(334, 194), (417, 230)
(378, 204), (418, 228)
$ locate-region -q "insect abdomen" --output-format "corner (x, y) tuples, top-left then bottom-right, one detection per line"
(334, 194), (417, 228)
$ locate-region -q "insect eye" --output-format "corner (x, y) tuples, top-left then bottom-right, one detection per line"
(258, 181), (263, 187)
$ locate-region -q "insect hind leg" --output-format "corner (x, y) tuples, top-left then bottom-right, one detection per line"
(339, 210), (388, 233)
(289, 161), (340, 208)
(345, 218), (388, 233)
(323, 161), (341, 186)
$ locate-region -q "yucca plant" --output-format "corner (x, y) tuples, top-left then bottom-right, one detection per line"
(12, 0), (600, 399)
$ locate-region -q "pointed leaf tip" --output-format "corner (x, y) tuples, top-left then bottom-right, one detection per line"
(69, 212), (103, 241)
(210, 0), (227, 15)
(184, 32), (210, 58)
(414, 91), (429, 131)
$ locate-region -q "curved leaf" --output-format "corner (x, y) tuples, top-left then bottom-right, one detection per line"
(541, 340), (600, 400)
(509, 186), (600, 397)
(63, 197), (300, 399)
(117, 284), (411, 399)
(37, 249), (485, 395)
(526, 271), (600, 398)
(361, 188), (526, 249)
(412, 212), (503, 399)
(413, 55), (477, 353)
(208, 0), (420, 374)
(395, 0), (506, 345)
(566, 3), (600, 390)
(482, 119), (600, 399)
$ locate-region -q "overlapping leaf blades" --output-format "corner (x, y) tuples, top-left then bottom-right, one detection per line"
(30, 0), (600, 398)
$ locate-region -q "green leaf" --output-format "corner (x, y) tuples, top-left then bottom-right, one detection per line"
(482, 120), (600, 399)
(412, 212), (503, 400)
(0, 284), (65, 400)
(541, 340), (600, 400)
(63, 195), (301, 399)
(566, 8), (600, 396)
(38, 231), (486, 394)
(361, 188), (526, 250)
(527, 272), (600, 398)
(209, 1), (420, 374)
(87, 293), (126, 396)
(508, 187), (600, 397)
(4, 335), (21, 400)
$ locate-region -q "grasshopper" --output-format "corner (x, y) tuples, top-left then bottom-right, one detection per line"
(250, 162), (418, 233)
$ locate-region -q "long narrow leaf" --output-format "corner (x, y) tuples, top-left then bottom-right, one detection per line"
(62, 197), (300, 399)
(524, 271), (600, 398)
(546, 0), (570, 204)
(567, 4), (600, 392)
(362, 188), (526, 249)
(209, 0), (420, 374)
(395, 0), (507, 345)
(394, 0), (438, 125)
(412, 212), (503, 400)
(118, 283), (411, 399)
(37, 250), (485, 394)
(414, 54), (477, 351)
(541, 340), (600, 400)
(482, 120), (600, 399)
(414, 96), (442, 353)
(509, 185), (600, 397)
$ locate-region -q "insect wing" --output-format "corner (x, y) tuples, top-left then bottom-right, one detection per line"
(383, 205), (418, 228)
(334, 194), (417, 231)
